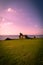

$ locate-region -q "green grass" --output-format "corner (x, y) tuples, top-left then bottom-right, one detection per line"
(0, 39), (43, 65)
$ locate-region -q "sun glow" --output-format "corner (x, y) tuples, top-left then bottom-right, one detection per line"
(7, 8), (14, 12)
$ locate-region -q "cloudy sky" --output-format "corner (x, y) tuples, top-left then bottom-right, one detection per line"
(0, 0), (43, 35)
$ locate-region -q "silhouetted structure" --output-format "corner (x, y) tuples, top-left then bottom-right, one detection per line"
(19, 33), (31, 39)
(19, 33), (23, 39)
(25, 35), (31, 39)
(34, 36), (36, 38)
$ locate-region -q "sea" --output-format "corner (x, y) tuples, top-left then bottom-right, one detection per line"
(0, 35), (43, 40)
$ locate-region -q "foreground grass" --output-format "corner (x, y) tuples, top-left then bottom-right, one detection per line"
(0, 39), (43, 65)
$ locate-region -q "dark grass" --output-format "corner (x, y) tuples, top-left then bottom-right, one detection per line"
(0, 39), (43, 65)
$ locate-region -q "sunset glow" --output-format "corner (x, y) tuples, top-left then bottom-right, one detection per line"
(0, 0), (43, 35)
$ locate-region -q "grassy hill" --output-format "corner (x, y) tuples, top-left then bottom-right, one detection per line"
(0, 39), (43, 65)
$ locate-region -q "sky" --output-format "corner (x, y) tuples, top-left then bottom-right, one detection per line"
(0, 0), (43, 35)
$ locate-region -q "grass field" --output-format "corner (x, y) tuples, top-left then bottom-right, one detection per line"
(0, 39), (43, 65)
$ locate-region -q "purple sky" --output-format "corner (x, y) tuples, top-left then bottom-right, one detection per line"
(0, 0), (43, 35)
